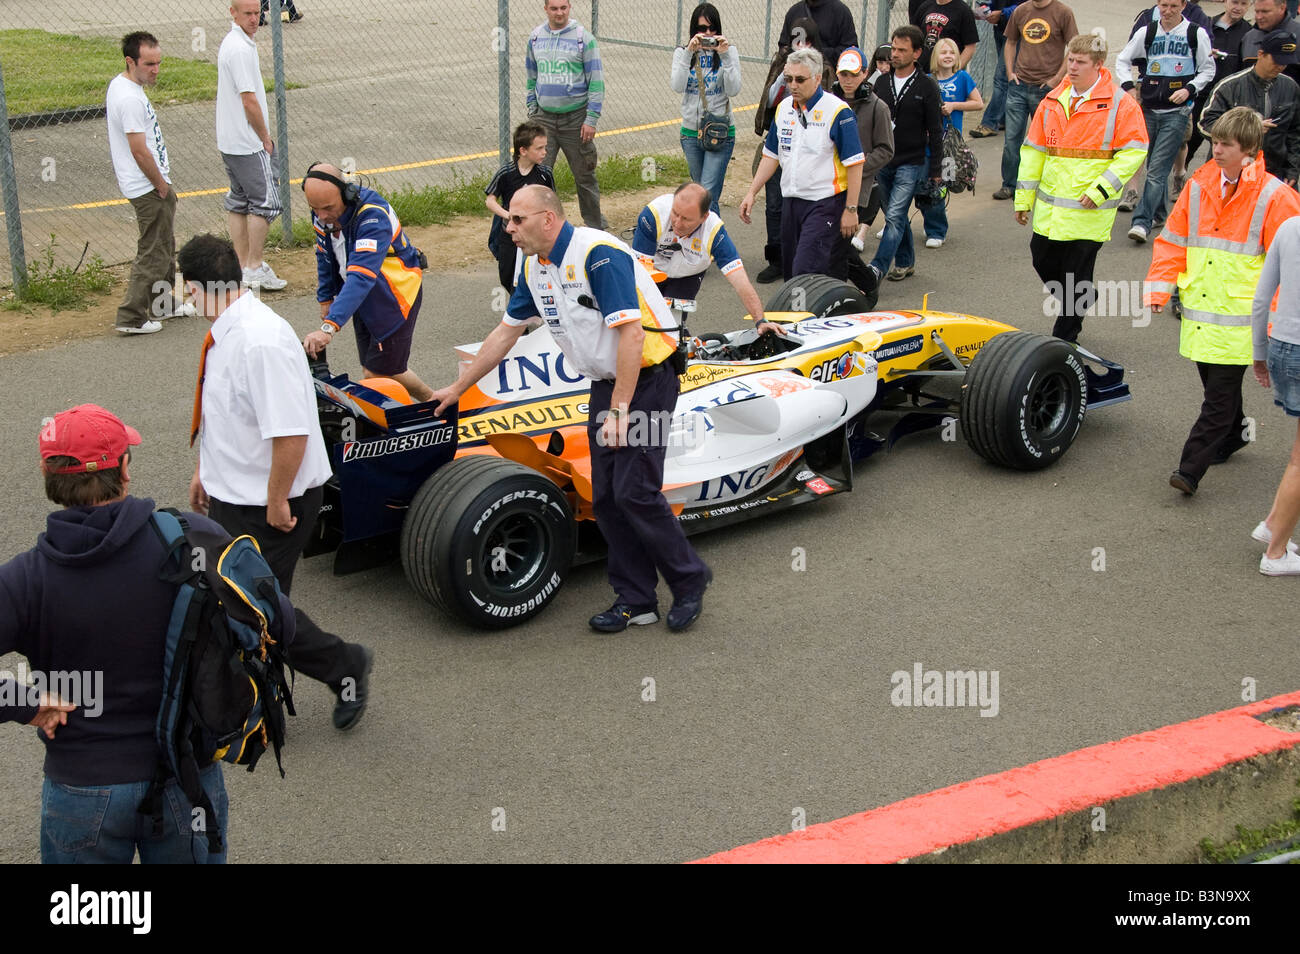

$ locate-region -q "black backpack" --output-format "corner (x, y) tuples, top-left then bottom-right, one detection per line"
(139, 509), (295, 854)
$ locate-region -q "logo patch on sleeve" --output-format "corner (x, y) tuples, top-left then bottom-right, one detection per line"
(355, 239), (378, 252)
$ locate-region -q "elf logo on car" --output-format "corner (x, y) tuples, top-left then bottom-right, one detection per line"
(341, 427), (452, 462)
(472, 489), (550, 534)
(808, 351), (856, 381)
(873, 335), (924, 362)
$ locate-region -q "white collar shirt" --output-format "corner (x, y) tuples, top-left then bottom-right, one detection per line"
(198, 292), (333, 505)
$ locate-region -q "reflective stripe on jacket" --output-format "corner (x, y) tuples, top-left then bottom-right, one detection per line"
(1144, 154), (1300, 364)
(1015, 68), (1149, 242)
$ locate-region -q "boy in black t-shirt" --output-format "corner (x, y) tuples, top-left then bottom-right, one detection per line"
(485, 122), (555, 292)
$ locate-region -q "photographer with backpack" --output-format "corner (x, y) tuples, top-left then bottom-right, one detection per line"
(0, 405), (289, 862)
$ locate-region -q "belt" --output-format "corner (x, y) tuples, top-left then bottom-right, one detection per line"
(600, 361), (667, 384)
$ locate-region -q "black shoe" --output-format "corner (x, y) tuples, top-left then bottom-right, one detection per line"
(857, 263), (880, 297)
(1169, 470), (1198, 495)
(755, 262), (783, 284)
(288, 11), (304, 21)
(332, 647), (373, 731)
(667, 567), (713, 632)
(589, 602), (659, 633)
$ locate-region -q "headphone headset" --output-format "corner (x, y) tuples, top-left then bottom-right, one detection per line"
(302, 161), (359, 205)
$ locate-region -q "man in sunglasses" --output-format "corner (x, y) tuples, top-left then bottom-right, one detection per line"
(632, 182), (783, 335)
(431, 186), (713, 634)
(738, 47), (865, 282)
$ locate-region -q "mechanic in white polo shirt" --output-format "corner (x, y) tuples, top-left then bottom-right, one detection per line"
(180, 233), (373, 731)
(431, 185), (713, 634)
(632, 182), (783, 335)
(738, 46), (865, 281)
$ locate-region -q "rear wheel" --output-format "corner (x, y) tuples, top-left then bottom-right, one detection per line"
(766, 274), (876, 318)
(959, 331), (1088, 470)
(400, 456), (574, 629)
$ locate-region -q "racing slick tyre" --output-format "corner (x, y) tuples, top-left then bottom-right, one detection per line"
(766, 274), (876, 318)
(959, 331), (1087, 471)
(401, 456), (575, 629)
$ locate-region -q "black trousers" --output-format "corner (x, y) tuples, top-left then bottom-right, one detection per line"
(208, 485), (366, 692)
(1029, 233), (1103, 343)
(1179, 361), (1248, 481)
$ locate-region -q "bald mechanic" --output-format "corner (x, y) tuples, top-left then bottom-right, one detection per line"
(431, 185), (713, 633)
(632, 182), (785, 335)
(300, 163), (433, 402)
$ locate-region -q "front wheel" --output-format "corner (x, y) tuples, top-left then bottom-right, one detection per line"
(400, 456), (575, 629)
(959, 332), (1088, 470)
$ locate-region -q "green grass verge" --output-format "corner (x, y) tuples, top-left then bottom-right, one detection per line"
(6, 235), (114, 311)
(0, 29), (300, 114)
(1199, 793), (1300, 863)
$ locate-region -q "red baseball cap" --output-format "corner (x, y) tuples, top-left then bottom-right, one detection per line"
(39, 404), (141, 474)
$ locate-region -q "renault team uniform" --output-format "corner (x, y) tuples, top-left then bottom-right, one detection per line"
(631, 192), (743, 301)
(504, 221), (710, 614)
(763, 86), (864, 279)
(1145, 155), (1300, 487)
(313, 187), (424, 376)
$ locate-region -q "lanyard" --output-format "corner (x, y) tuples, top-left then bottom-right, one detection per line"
(888, 70), (919, 120)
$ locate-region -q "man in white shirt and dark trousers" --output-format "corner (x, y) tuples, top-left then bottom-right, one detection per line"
(217, 0), (286, 291)
(181, 234), (373, 730)
(1116, 0), (1216, 242)
(106, 32), (192, 335)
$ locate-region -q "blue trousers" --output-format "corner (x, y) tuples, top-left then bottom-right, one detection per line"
(1132, 105), (1192, 232)
(870, 162), (925, 273)
(41, 763), (228, 864)
(983, 33), (1009, 129)
(1002, 80), (1051, 190)
(588, 364), (709, 607)
(781, 192), (847, 280)
(681, 134), (735, 215)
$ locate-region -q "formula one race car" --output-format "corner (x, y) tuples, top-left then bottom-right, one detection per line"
(307, 275), (1130, 628)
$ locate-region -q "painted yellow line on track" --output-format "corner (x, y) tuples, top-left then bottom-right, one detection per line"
(4, 104), (761, 217)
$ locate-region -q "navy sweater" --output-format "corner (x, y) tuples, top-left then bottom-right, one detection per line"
(1, 497), (232, 784)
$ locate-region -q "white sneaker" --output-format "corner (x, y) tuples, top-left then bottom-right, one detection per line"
(875, 227), (885, 239)
(115, 320), (163, 335)
(1251, 521), (1299, 553)
(1127, 225), (1148, 243)
(245, 263), (287, 291)
(851, 235), (866, 251)
(925, 237), (944, 249)
(1260, 549), (1300, 576)
(164, 300), (198, 319)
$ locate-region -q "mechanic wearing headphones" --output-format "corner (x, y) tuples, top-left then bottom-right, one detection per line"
(300, 162), (433, 402)
(632, 182), (784, 336)
(430, 185), (713, 634)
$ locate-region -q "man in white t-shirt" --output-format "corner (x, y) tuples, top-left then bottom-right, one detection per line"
(181, 233), (374, 731)
(106, 32), (192, 335)
(217, 0), (286, 291)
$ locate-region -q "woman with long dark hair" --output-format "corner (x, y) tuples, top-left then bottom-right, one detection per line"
(671, 4), (742, 214)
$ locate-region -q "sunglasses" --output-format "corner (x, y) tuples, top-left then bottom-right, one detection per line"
(508, 210), (545, 225)
(696, 22), (716, 31)
(784, 74), (813, 85)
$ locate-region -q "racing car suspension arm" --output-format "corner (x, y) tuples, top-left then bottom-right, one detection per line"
(882, 331), (969, 381)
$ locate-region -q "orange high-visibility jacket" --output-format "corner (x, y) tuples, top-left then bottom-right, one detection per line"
(1144, 154), (1300, 364)
(1016, 68), (1149, 242)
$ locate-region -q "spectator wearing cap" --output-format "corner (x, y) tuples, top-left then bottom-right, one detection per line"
(832, 47), (895, 291)
(1, 405), (263, 862)
(1242, 0), (1300, 85)
(739, 47), (865, 283)
(1201, 28), (1300, 186)
(1186, 0), (1254, 167)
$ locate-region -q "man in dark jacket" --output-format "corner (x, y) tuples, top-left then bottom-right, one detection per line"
(868, 26), (943, 284)
(1201, 29), (1300, 185)
(1187, 0), (1254, 162)
(0, 405), (281, 862)
(1242, 0), (1300, 84)
(779, 0), (858, 67)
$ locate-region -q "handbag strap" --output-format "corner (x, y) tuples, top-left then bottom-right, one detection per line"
(695, 53), (710, 116)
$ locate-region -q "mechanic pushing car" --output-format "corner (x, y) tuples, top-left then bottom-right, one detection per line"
(299, 162), (434, 403)
(430, 185), (714, 633)
(632, 182), (784, 336)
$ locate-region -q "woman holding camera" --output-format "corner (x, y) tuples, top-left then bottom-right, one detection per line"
(671, 4), (742, 214)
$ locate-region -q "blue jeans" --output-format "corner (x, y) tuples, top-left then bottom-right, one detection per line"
(681, 134), (735, 215)
(984, 34), (1008, 129)
(921, 192), (948, 241)
(871, 162), (926, 274)
(40, 764), (228, 864)
(1002, 81), (1051, 190)
(1132, 105), (1192, 232)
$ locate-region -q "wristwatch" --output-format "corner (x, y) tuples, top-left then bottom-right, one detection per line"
(846, 205), (858, 212)
(607, 407), (624, 420)
(319, 323), (336, 336)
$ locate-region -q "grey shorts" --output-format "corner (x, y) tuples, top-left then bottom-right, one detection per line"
(221, 151), (282, 220)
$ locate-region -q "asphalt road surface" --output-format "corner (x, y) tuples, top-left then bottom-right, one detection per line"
(3, 1), (1297, 865)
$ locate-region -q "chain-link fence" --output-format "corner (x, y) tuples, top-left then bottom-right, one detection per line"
(0, 0), (997, 283)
